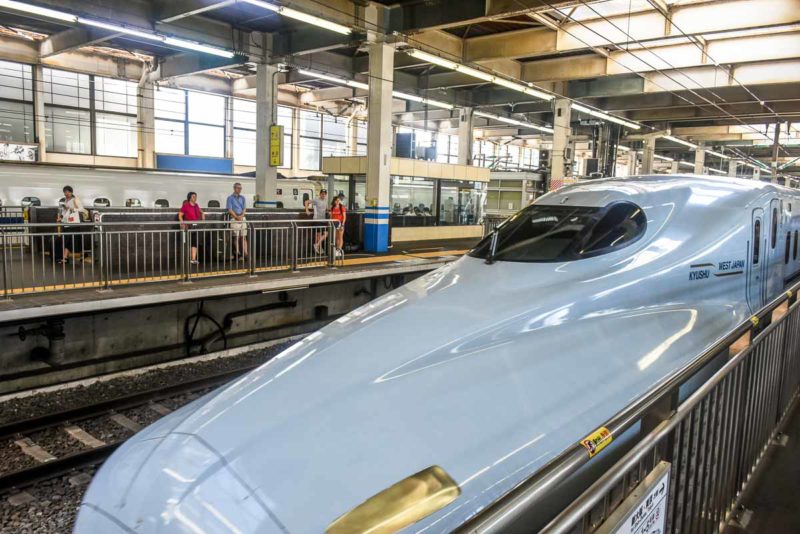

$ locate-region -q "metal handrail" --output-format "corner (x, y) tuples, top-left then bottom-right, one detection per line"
(459, 281), (800, 533)
(0, 219), (339, 228)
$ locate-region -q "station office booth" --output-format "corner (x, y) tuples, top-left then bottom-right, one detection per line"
(322, 156), (490, 243)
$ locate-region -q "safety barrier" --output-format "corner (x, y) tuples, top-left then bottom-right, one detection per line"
(460, 285), (800, 534)
(0, 219), (342, 297)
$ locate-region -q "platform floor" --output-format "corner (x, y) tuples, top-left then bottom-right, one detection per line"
(0, 238), (478, 321)
(725, 400), (800, 534)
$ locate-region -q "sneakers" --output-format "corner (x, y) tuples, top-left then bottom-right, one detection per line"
(190, 260), (199, 265)
(313, 244), (323, 255)
(335, 248), (343, 257)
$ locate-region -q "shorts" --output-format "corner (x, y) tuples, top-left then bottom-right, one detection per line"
(230, 218), (247, 237)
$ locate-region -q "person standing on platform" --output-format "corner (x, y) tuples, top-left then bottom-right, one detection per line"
(330, 194), (347, 257)
(179, 192), (205, 265)
(226, 182), (248, 260)
(57, 185), (88, 264)
(305, 189), (328, 255)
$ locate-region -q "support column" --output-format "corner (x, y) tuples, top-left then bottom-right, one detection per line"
(625, 151), (637, 177)
(137, 81), (155, 168)
(225, 95), (234, 162)
(33, 65), (47, 163)
(255, 62), (278, 207)
(457, 107), (473, 165)
(771, 121), (781, 184)
(670, 161), (680, 174)
(364, 41), (393, 253)
(641, 138), (655, 174)
(694, 142), (705, 174)
(347, 118), (359, 155)
(550, 98), (572, 189)
(728, 159), (739, 177)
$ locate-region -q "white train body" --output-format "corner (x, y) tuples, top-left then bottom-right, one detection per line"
(75, 175), (800, 533)
(0, 163), (322, 209)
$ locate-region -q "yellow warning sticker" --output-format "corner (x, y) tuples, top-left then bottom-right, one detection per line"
(750, 316), (759, 327)
(580, 427), (613, 458)
(787, 290), (793, 298)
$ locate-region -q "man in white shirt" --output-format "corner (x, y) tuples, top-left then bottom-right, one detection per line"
(305, 189), (328, 255)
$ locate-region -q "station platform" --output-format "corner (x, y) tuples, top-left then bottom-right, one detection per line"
(725, 400), (800, 533)
(0, 238), (477, 322)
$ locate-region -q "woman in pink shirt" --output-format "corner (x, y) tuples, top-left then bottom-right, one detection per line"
(178, 192), (205, 264)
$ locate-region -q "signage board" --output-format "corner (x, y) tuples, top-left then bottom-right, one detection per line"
(596, 461), (670, 534)
(269, 124), (283, 167)
(0, 143), (37, 162)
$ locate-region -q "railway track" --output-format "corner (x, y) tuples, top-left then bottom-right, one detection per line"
(0, 366), (256, 494)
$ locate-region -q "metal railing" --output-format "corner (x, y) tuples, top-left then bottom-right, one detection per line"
(482, 215), (508, 237)
(460, 284), (800, 534)
(0, 219), (342, 297)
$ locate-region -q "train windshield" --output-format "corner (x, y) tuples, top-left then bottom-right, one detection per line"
(470, 202), (646, 263)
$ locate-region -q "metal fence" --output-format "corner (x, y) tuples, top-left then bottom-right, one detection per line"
(482, 215), (508, 237)
(460, 286), (800, 534)
(0, 219), (342, 297)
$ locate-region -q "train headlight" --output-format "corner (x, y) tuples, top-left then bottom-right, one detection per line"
(326, 465), (460, 534)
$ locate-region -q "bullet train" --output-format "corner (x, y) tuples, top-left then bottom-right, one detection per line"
(0, 163), (324, 209)
(75, 175), (800, 533)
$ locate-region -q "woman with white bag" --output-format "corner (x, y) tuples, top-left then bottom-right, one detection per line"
(56, 185), (88, 264)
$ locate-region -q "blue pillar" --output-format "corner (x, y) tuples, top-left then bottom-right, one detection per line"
(364, 206), (390, 253)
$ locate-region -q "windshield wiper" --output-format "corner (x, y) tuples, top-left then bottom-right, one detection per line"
(485, 231), (499, 265)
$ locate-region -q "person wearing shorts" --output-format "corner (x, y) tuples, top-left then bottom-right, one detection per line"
(305, 189), (328, 255)
(330, 195), (346, 257)
(226, 182), (248, 259)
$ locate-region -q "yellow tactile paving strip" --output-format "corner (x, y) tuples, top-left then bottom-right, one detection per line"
(5, 249), (467, 296)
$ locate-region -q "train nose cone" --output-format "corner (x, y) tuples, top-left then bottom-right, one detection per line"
(74, 433), (287, 533)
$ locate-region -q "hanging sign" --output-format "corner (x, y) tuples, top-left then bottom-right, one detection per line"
(269, 125), (284, 167)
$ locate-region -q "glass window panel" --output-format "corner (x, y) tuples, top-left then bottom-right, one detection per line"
(0, 101), (34, 143)
(95, 112), (137, 157)
(299, 136), (321, 171)
(188, 91), (225, 126)
(391, 177), (435, 216)
(439, 180), (484, 225)
(356, 143), (367, 156)
(278, 106), (293, 133)
(279, 134), (291, 169)
(323, 115), (347, 142)
(299, 110), (321, 137)
(95, 77), (137, 114)
(322, 139), (346, 158)
(356, 120), (367, 144)
(155, 87), (186, 121)
(0, 60), (32, 101)
(188, 123), (224, 157)
(155, 119), (185, 154)
(233, 128), (256, 166)
(45, 106), (90, 153)
(233, 98), (256, 130)
(43, 68), (90, 108)
(450, 136), (459, 157)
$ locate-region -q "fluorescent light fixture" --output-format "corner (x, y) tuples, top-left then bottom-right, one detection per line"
(571, 103), (641, 130)
(297, 68), (368, 90)
(0, 0), (77, 22)
(617, 145), (630, 152)
(705, 149), (730, 159)
(661, 135), (699, 149)
(474, 110), (554, 134)
(392, 91), (454, 110)
(679, 161), (695, 168)
(708, 168), (726, 174)
(241, 0), (351, 34)
(163, 37), (234, 58)
(77, 18), (164, 41)
(654, 154), (674, 162)
(405, 48), (554, 102)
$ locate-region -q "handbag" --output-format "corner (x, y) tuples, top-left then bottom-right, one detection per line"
(65, 209), (81, 224)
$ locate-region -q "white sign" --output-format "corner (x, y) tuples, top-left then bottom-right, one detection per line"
(0, 143), (37, 162)
(598, 461), (670, 534)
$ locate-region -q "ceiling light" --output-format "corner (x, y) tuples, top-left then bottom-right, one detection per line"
(617, 145), (630, 152)
(297, 68), (368, 90)
(679, 161), (694, 168)
(392, 91), (454, 110)
(474, 110), (554, 134)
(571, 103), (641, 130)
(0, 0), (77, 22)
(704, 149), (730, 159)
(405, 48), (554, 102)
(708, 168), (726, 174)
(163, 37), (235, 58)
(662, 135), (699, 149)
(654, 154), (674, 162)
(77, 18), (164, 41)
(241, 0), (351, 34)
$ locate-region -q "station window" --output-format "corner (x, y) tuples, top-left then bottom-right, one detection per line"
(439, 180), (485, 226)
(155, 199), (169, 208)
(771, 208), (778, 249)
(93, 198), (111, 207)
(43, 68), (91, 154)
(207, 200), (221, 208)
(125, 198), (141, 207)
(470, 201), (647, 263)
(94, 77), (137, 157)
(785, 232), (791, 264)
(155, 88), (228, 158)
(299, 110), (322, 171)
(0, 61), (34, 144)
